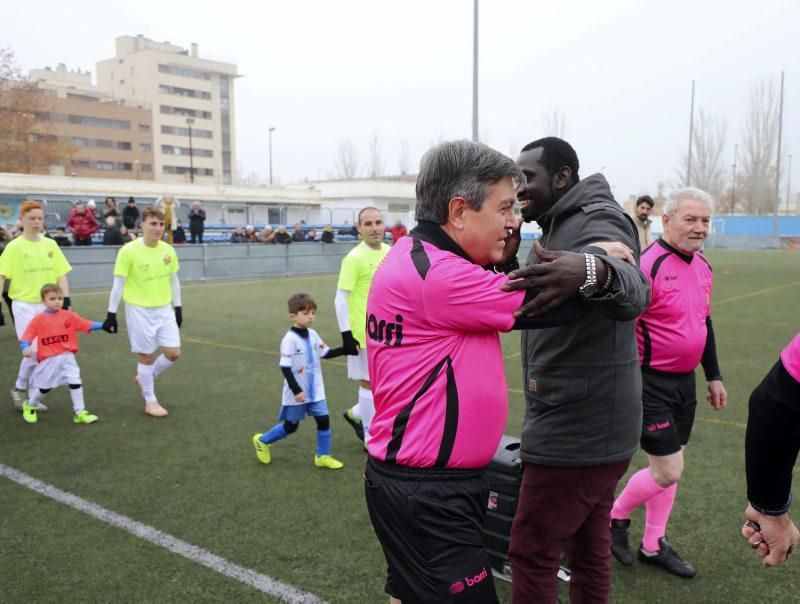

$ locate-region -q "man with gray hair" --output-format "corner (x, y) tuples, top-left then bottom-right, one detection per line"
(363, 139), (576, 603)
(610, 186), (727, 578)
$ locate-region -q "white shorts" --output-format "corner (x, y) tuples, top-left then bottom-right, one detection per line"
(347, 347), (370, 381)
(125, 303), (181, 354)
(12, 301), (45, 350)
(30, 352), (81, 390)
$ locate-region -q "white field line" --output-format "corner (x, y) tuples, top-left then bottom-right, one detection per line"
(0, 464), (324, 604)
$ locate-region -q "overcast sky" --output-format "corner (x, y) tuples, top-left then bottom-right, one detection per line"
(3, 0), (799, 200)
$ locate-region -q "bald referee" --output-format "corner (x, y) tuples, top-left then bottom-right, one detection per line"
(610, 187), (727, 577)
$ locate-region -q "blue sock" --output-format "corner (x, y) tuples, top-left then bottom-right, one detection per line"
(260, 423), (288, 445)
(316, 429), (331, 456)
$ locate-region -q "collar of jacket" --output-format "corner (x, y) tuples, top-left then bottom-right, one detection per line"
(536, 173), (616, 229)
(409, 220), (474, 263)
(656, 237), (695, 264)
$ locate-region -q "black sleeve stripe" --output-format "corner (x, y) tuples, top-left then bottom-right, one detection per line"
(410, 237), (431, 280)
(650, 253), (672, 280)
(434, 359), (459, 468)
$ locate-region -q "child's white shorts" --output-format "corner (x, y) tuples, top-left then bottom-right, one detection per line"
(30, 352), (81, 389)
(125, 303), (180, 354)
(12, 301), (45, 349)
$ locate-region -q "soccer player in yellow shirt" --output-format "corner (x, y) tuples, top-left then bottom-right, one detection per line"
(0, 200), (72, 412)
(102, 207), (182, 418)
(335, 207), (390, 446)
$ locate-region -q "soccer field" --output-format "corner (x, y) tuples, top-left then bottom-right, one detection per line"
(1, 249), (799, 602)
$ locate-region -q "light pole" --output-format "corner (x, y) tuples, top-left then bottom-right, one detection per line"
(133, 159), (140, 181)
(731, 144), (738, 215)
(186, 117), (195, 183)
(268, 127), (276, 185)
(786, 154), (793, 214)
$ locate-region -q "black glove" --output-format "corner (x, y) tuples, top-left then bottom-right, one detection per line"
(174, 306), (183, 328)
(0, 301), (5, 327)
(63, 296), (72, 310)
(341, 330), (359, 355)
(102, 312), (118, 333)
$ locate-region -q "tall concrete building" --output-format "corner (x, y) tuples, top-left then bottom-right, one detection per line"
(29, 64), (156, 180)
(96, 35), (238, 184)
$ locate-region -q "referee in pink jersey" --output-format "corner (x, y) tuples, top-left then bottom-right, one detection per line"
(610, 187), (727, 577)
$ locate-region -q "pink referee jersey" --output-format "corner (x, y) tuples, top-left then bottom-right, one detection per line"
(366, 234), (525, 469)
(637, 239), (713, 374)
(781, 331), (800, 383)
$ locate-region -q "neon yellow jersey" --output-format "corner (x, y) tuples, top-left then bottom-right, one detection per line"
(337, 241), (390, 347)
(0, 236), (72, 302)
(113, 239), (180, 308)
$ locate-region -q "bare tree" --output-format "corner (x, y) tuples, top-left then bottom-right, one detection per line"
(398, 140), (411, 175)
(333, 139), (359, 179)
(674, 108), (728, 203)
(367, 132), (384, 178)
(737, 78), (780, 214)
(0, 46), (73, 173)
(540, 109), (566, 138)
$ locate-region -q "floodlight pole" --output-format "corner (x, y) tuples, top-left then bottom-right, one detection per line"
(773, 70), (785, 235)
(186, 117), (195, 183)
(786, 154), (793, 214)
(686, 80), (695, 187)
(268, 127), (276, 185)
(731, 144), (738, 215)
(472, 0), (479, 142)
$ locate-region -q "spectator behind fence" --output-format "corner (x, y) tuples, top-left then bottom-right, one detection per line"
(292, 222), (306, 242)
(261, 227), (276, 244)
(103, 217), (123, 246)
(230, 226), (247, 243)
(244, 225), (259, 243)
(631, 195), (655, 248)
(53, 227), (71, 247)
(173, 221), (187, 244)
(274, 226), (292, 245)
(305, 229), (318, 242)
(188, 201), (206, 244)
(321, 225), (335, 243)
(103, 197), (120, 221)
(123, 197), (140, 229)
(386, 219), (408, 244)
(66, 201), (99, 246)
(120, 225), (134, 244)
(86, 199), (101, 222)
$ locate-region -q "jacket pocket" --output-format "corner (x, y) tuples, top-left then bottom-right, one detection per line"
(527, 375), (588, 407)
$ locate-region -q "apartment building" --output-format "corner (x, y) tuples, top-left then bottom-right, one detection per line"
(29, 64), (155, 180)
(97, 35), (238, 185)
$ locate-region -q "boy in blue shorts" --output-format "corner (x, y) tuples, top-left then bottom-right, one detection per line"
(252, 293), (352, 469)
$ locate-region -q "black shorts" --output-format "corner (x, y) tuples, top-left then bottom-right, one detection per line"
(364, 457), (498, 604)
(640, 368), (697, 456)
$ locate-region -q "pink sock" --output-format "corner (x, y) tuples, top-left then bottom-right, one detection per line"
(611, 468), (666, 520)
(643, 483), (677, 551)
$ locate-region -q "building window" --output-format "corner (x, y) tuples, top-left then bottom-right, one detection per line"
(158, 84), (211, 100)
(141, 163), (152, 172)
(161, 125), (213, 138)
(118, 162), (133, 171)
(159, 104), (211, 119)
(161, 145), (213, 158)
(71, 159), (91, 168)
(96, 161), (114, 170)
(139, 123), (151, 133)
(70, 137), (89, 147)
(68, 115), (130, 129)
(95, 139), (113, 148)
(158, 64), (211, 80)
(139, 143), (151, 152)
(116, 141), (132, 150)
(163, 165), (214, 176)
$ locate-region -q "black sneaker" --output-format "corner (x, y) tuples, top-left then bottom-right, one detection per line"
(638, 537), (696, 578)
(342, 409), (364, 442)
(610, 519), (634, 566)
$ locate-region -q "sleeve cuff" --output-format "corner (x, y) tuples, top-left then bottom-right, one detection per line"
(750, 494), (792, 516)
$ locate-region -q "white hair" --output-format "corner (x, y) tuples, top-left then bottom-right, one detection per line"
(665, 187), (713, 216)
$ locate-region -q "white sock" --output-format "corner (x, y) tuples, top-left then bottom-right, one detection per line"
(349, 402), (361, 420)
(69, 385), (85, 413)
(358, 387), (375, 444)
(137, 363), (157, 404)
(153, 354), (175, 378)
(28, 388), (46, 406)
(15, 357), (37, 391)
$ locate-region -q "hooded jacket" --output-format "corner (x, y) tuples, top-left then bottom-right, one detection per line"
(66, 208), (99, 240)
(520, 173), (651, 466)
